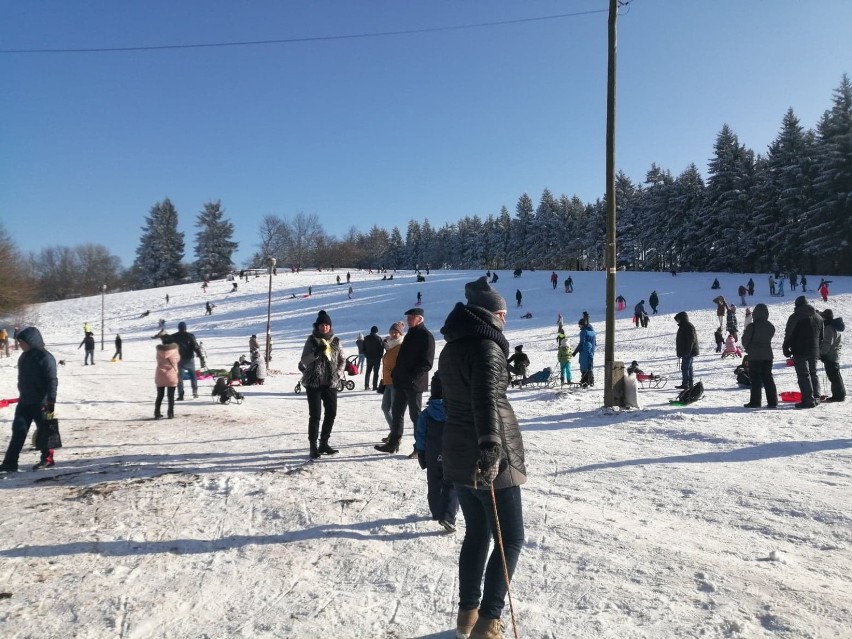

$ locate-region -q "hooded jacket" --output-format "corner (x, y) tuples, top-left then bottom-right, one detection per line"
(170, 327), (203, 363)
(439, 303), (526, 490)
(363, 328), (384, 361)
(573, 324), (597, 371)
(741, 304), (775, 361)
(414, 398), (447, 465)
(674, 312), (699, 357)
(820, 316), (845, 362)
(783, 301), (823, 358)
(155, 343), (180, 387)
(16, 327), (58, 406)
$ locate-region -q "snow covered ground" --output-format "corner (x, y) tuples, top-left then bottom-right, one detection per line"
(0, 268), (850, 639)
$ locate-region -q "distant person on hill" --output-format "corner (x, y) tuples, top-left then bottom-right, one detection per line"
(726, 304), (739, 341)
(515, 289), (522, 308)
(78, 331), (95, 365)
(713, 295), (728, 329)
(649, 290), (659, 315)
(711, 278), (720, 290)
(154, 340), (180, 419)
(550, 271), (558, 289)
(714, 327), (724, 353)
(112, 334), (122, 362)
(747, 278), (755, 296)
(363, 326), (384, 391)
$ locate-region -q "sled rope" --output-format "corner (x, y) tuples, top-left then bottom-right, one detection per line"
(489, 481), (520, 639)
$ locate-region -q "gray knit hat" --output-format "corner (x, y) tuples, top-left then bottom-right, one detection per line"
(464, 276), (507, 313)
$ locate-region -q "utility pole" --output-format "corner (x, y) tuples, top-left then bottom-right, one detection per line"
(603, 0), (619, 407)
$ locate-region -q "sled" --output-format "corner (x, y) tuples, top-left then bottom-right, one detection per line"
(636, 374), (667, 389)
(669, 381), (704, 406)
(779, 391), (801, 403)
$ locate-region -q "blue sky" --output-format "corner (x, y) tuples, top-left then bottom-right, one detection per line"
(2, 1), (850, 268)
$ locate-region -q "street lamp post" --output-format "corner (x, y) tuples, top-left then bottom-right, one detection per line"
(101, 284), (107, 351)
(265, 258), (276, 365)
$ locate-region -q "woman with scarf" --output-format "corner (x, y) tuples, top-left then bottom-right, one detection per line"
(299, 310), (345, 459)
(439, 277), (526, 639)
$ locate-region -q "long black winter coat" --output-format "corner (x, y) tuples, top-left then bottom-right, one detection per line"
(391, 323), (435, 392)
(299, 329), (345, 388)
(16, 327), (58, 406)
(783, 303), (823, 358)
(439, 303), (527, 490)
(170, 330), (203, 362)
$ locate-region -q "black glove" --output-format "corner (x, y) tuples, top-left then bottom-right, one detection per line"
(477, 443), (503, 485)
(417, 451), (427, 470)
(782, 347), (792, 358)
(45, 403), (55, 416)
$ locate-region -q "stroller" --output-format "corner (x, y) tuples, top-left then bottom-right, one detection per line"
(295, 363), (356, 393)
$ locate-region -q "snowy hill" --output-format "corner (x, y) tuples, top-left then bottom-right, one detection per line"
(1, 268), (850, 638)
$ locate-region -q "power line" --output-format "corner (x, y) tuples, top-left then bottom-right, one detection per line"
(0, 9), (609, 55)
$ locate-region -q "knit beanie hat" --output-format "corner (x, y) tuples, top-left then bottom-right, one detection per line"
(821, 309), (834, 321)
(464, 276), (506, 313)
(178, 321), (187, 331)
(314, 310), (332, 327)
(370, 326), (379, 334)
(389, 321), (405, 334)
(795, 295), (807, 308)
(430, 371), (443, 399)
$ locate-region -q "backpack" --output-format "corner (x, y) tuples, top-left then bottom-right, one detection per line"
(673, 381), (704, 405)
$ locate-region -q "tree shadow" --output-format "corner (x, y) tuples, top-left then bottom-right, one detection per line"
(565, 438), (852, 474)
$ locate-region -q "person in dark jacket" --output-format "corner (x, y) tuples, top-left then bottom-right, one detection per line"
(112, 334), (123, 361)
(634, 300), (648, 328)
(515, 289), (522, 307)
(782, 296), (824, 408)
(649, 290), (659, 315)
(362, 326), (384, 390)
(819, 308), (845, 402)
(674, 311), (699, 389)
(713, 295), (727, 328)
(1, 327), (58, 471)
(438, 276), (526, 639)
(741, 303), (778, 408)
(170, 322), (206, 400)
(506, 344), (530, 380)
(375, 309), (435, 454)
(747, 278), (755, 296)
(413, 372), (458, 533)
(78, 331), (95, 365)
(300, 310), (345, 458)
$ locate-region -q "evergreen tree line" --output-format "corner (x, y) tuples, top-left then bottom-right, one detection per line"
(4, 75), (849, 309)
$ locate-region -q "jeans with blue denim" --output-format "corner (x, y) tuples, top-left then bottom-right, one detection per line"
(455, 485), (524, 620)
(680, 354), (694, 388)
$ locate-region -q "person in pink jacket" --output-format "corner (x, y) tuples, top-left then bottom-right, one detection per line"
(155, 341), (180, 419)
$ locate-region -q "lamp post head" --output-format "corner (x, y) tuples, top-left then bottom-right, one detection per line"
(269, 257), (277, 268)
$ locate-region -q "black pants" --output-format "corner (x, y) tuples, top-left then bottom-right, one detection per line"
(793, 356), (820, 404)
(427, 462), (459, 524)
(389, 388), (422, 445)
(155, 386), (176, 417)
(364, 358), (381, 390)
(306, 385), (337, 443)
(821, 357), (846, 400)
(2, 403), (49, 468)
(748, 360), (778, 406)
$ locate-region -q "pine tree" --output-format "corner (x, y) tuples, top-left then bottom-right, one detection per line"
(133, 198), (185, 289)
(806, 74), (852, 273)
(194, 200), (238, 279)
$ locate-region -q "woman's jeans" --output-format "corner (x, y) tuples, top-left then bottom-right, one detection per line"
(380, 386), (396, 430)
(455, 485), (524, 620)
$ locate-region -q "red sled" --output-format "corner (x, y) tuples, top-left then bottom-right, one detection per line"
(779, 391), (801, 403)
(0, 398), (20, 409)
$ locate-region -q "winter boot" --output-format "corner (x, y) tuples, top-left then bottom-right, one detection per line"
(456, 608), (478, 639)
(469, 617), (504, 639)
(309, 441), (320, 459)
(154, 411), (163, 419)
(374, 440), (399, 454)
(318, 441), (338, 455)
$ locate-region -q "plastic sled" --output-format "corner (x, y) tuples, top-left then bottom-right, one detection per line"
(779, 391), (801, 403)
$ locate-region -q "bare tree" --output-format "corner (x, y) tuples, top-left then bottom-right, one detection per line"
(0, 225), (35, 317)
(288, 212), (324, 268)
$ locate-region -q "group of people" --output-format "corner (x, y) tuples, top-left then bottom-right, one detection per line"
(295, 277), (524, 638)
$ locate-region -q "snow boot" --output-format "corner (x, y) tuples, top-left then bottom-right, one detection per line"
(470, 617), (504, 639)
(309, 441), (320, 459)
(318, 441), (338, 455)
(456, 608), (478, 639)
(374, 441), (399, 454)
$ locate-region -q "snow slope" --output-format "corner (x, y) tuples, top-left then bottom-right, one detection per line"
(0, 268), (850, 639)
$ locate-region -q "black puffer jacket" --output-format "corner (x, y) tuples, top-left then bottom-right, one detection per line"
(299, 329), (345, 388)
(391, 323), (435, 392)
(16, 327), (58, 406)
(674, 312), (699, 357)
(783, 302), (823, 358)
(439, 303), (527, 490)
(741, 303), (775, 361)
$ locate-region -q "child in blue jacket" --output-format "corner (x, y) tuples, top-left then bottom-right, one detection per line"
(414, 372), (459, 532)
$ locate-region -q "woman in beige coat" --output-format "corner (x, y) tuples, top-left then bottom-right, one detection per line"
(155, 342), (180, 419)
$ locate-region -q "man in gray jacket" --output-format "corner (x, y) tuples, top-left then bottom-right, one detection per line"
(741, 303), (778, 408)
(819, 308), (845, 403)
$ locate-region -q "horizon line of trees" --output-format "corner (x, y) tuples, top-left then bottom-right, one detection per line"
(2, 74), (849, 312)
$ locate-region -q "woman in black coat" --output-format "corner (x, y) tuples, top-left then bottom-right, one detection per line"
(439, 276), (526, 639)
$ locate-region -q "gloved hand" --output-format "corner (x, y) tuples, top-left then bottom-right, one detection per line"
(477, 443), (503, 485)
(200, 358), (206, 369)
(783, 347), (792, 358)
(417, 451), (427, 470)
(45, 403), (55, 416)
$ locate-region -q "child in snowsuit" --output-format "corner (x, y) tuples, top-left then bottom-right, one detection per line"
(557, 336), (573, 385)
(723, 333), (743, 357)
(413, 372), (458, 533)
(714, 327), (724, 353)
